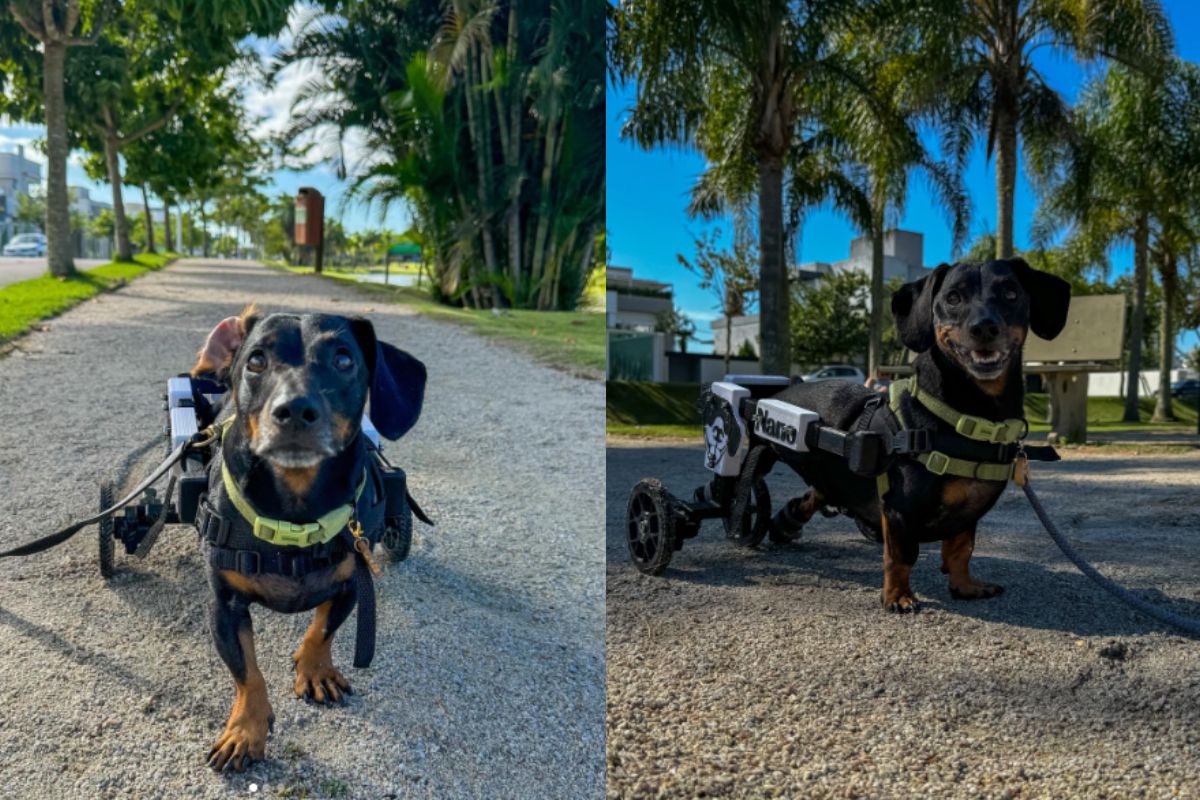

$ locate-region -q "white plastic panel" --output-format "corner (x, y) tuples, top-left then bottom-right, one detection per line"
(704, 382), (751, 476)
(167, 376), (193, 409)
(752, 398), (818, 452)
(170, 406), (199, 449)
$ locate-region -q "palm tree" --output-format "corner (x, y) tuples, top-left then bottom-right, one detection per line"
(826, 38), (970, 377)
(1029, 60), (1200, 422)
(610, 0), (870, 374)
(881, 0), (1172, 260)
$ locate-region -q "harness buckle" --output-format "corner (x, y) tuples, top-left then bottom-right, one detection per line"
(923, 451), (951, 476)
(235, 550), (261, 575)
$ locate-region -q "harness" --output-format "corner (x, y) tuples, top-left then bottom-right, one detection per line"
(850, 377), (1058, 500)
(194, 417), (386, 668)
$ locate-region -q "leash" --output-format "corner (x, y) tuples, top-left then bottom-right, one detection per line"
(1018, 462), (1200, 637)
(0, 427), (216, 559)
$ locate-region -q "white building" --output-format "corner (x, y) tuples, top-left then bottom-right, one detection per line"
(0, 145), (41, 222)
(713, 229), (934, 356)
(606, 266), (674, 332)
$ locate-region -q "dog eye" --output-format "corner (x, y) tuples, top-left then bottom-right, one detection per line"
(333, 350), (354, 371)
(945, 290), (962, 306)
(1002, 287), (1018, 302)
(246, 352), (267, 373)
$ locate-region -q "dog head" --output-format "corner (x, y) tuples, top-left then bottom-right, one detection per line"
(891, 258), (1071, 387)
(192, 309), (426, 469)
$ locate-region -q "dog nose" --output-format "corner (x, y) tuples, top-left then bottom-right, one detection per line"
(969, 316), (1001, 341)
(271, 395), (320, 428)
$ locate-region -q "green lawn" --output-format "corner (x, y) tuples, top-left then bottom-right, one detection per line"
(0, 252), (178, 342)
(272, 263), (605, 376)
(607, 381), (1200, 440)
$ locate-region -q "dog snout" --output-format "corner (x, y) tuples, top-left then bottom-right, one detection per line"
(271, 394), (321, 430)
(968, 313), (1001, 343)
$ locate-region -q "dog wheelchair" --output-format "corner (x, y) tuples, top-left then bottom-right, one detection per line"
(96, 376), (418, 578)
(625, 375), (935, 575)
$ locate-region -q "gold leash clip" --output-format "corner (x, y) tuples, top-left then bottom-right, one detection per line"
(349, 518), (383, 577)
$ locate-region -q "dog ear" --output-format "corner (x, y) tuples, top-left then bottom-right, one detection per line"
(1005, 257), (1071, 340)
(191, 305), (260, 380)
(349, 317), (427, 441)
(891, 264), (949, 352)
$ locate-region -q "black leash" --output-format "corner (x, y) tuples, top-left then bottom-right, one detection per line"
(0, 431), (210, 559)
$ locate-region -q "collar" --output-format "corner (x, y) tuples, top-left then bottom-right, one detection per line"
(217, 416), (367, 548)
(889, 377), (1027, 445)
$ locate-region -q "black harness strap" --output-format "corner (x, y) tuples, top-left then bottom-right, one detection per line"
(353, 558), (376, 668)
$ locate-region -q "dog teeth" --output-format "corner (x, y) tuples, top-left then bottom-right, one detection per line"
(972, 350), (1002, 364)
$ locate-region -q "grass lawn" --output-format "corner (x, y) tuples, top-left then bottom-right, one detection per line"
(273, 263), (605, 376)
(0, 252), (178, 342)
(607, 380), (1200, 441)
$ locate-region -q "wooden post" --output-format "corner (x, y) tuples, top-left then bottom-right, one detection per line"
(1048, 371), (1089, 444)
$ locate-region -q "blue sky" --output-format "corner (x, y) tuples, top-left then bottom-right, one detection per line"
(607, 1), (1200, 355)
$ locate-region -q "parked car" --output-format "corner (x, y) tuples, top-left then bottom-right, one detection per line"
(1171, 379), (1200, 399)
(801, 364), (866, 384)
(2, 233), (47, 257)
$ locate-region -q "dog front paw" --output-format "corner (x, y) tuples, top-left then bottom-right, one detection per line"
(293, 659), (352, 705)
(208, 706), (273, 772)
(882, 590), (920, 613)
(949, 578), (1005, 600)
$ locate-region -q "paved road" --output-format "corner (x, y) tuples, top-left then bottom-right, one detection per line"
(0, 256), (110, 287)
(607, 437), (1200, 798)
(0, 260), (605, 799)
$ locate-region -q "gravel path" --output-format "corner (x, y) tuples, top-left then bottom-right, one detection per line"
(607, 438), (1200, 798)
(0, 259), (605, 799)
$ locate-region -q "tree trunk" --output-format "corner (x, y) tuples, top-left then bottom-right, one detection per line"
(104, 135), (133, 261)
(758, 155), (789, 374)
(464, 45), (498, 306)
(724, 315), (733, 375)
(868, 196), (886, 379)
(1153, 253), (1177, 422)
(200, 202), (210, 258)
(163, 202), (172, 253)
(994, 101), (1018, 259)
(42, 41), (75, 276)
(1122, 213), (1149, 422)
(140, 183), (156, 254)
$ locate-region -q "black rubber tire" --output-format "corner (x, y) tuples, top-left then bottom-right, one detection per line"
(855, 516), (883, 544)
(626, 479), (676, 575)
(382, 504), (413, 563)
(98, 482), (115, 579)
(723, 446), (774, 547)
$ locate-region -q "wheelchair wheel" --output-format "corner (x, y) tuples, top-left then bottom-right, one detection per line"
(723, 446), (773, 547)
(381, 503), (413, 563)
(626, 479), (676, 575)
(98, 482), (115, 579)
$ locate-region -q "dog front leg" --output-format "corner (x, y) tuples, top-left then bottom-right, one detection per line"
(881, 509), (920, 613)
(293, 585), (356, 704)
(208, 593), (273, 771)
(941, 528), (1004, 599)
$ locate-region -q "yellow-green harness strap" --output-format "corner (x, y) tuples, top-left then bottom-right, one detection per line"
(879, 378), (1021, 499)
(215, 415), (367, 547)
(890, 378), (1025, 444)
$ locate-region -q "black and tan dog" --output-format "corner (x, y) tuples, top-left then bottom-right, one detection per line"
(770, 258), (1070, 611)
(190, 307), (425, 771)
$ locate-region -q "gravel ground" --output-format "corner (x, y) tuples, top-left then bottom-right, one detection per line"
(0, 259), (605, 799)
(607, 438), (1200, 798)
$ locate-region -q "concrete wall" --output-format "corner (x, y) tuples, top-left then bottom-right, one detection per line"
(1085, 369), (1195, 397)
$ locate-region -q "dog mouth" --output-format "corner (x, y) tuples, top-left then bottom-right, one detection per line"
(252, 438), (336, 468)
(944, 338), (1013, 379)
